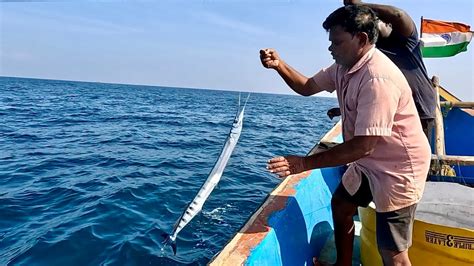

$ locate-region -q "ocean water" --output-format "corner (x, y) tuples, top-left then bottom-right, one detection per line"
(0, 76), (337, 265)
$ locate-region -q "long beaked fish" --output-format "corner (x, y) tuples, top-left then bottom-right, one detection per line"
(162, 95), (249, 255)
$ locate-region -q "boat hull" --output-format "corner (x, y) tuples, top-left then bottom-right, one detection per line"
(210, 167), (343, 265)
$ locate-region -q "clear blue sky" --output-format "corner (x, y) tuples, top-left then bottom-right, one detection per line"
(1, 0), (473, 100)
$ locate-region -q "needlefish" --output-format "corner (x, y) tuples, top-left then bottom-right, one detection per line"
(162, 94), (250, 255)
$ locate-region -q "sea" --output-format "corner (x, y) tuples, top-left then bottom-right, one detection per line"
(0, 76), (338, 265)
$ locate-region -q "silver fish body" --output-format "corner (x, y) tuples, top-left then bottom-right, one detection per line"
(163, 99), (246, 255)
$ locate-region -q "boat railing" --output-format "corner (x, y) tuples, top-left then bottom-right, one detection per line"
(439, 101), (474, 108)
(431, 76), (474, 176)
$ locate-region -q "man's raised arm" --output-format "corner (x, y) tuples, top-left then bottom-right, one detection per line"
(260, 48), (322, 96)
(344, 0), (414, 37)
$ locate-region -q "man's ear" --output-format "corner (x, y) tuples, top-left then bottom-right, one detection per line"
(356, 32), (370, 46)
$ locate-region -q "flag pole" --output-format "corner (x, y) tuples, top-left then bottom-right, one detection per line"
(420, 16), (424, 38)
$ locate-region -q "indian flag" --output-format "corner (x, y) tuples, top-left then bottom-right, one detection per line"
(420, 18), (472, 58)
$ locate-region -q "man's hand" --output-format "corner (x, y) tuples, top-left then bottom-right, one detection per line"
(267, 155), (307, 178)
(327, 107), (341, 120)
(344, 0), (361, 5)
(260, 48), (281, 70)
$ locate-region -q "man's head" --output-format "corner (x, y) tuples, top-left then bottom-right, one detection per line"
(323, 5), (379, 68)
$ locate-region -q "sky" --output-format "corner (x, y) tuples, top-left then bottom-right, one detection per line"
(1, 0), (473, 100)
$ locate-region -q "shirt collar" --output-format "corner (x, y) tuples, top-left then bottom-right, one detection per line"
(346, 46), (376, 75)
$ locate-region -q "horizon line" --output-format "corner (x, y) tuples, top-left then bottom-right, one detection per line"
(0, 75), (337, 99)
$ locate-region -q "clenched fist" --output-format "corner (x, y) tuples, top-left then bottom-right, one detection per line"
(259, 48), (281, 70)
(344, 0), (362, 5)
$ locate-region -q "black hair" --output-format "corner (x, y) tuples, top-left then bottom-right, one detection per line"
(323, 5), (379, 44)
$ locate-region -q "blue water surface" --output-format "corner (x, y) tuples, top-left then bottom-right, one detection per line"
(0, 76), (337, 265)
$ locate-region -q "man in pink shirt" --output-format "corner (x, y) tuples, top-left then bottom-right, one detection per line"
(262, 5), (431, 266)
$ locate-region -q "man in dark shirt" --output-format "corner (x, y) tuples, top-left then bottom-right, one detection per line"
(340, 0), (437, 138)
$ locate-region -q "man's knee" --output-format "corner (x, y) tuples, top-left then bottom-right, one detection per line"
(379, 249), (411, 266)
(331, 195), (357, 221)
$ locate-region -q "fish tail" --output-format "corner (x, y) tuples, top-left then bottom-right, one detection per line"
(161, 233), (177, 255)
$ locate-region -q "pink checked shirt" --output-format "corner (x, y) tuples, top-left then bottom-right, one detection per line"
(312, 47), (431, 212)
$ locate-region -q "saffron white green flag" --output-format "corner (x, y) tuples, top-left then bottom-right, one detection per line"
(420, 18), (472, 58)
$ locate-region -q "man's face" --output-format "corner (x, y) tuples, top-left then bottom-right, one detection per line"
(328, 25), (364, 68)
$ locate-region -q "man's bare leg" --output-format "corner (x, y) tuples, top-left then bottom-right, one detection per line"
(332, 195), (358, 266)
(314, 195), (358, 266)
(379, 249), (411, 266)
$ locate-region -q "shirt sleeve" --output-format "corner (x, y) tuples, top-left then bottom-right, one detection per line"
(311, 63), (337, 93)
(406, 20), (419, 51)
(354, 77), (401, 136)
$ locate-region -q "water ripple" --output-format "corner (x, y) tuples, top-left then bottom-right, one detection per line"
(0, 76), (337, 265)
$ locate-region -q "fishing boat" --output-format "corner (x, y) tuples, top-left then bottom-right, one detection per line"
(209, 80), (474, 265)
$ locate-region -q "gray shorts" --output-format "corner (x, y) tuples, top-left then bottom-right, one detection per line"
(376, 204), (417, 252)
(334, 174), (417, 252)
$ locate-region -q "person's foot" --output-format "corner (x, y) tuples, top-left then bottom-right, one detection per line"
(312, 257), (334, 266)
